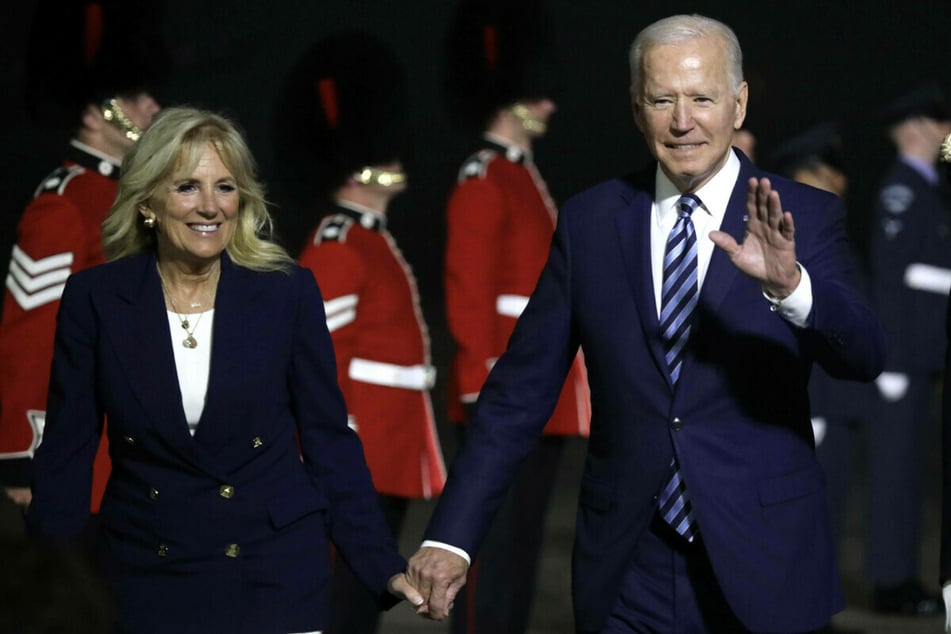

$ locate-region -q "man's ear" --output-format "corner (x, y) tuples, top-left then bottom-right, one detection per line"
(733, 81), (749, 130)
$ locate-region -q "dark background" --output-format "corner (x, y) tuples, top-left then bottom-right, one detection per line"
(2, 0), (950, 441)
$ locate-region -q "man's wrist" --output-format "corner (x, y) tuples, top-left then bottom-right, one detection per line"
(420, 539), (472, 565)
(762, 262), (812, 328)
(763, 263), (802, 300)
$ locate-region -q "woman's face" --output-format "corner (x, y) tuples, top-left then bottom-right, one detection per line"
(143, 142), (239, 269)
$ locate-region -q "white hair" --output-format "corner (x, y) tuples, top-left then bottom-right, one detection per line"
(628, 14), (744, 98)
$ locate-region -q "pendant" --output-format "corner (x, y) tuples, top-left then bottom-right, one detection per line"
(181, 320), (190, 330)
(183, 335), (198, 349)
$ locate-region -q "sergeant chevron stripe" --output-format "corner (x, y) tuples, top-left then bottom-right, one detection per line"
(324, 293), (358, 332)
(5, 245), (74, 311)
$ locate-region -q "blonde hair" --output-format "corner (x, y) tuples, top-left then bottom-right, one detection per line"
(102, 106), (293, 272)
(629, 14), (744, 99)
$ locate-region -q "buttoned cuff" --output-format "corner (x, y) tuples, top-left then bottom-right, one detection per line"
(420, 540), (472, 565)
(762, 263), (812, 328)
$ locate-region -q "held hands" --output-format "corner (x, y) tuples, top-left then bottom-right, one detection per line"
(3, 486), (32, 508)
(406, 546), (469, 619)
(709, 177), (801, 298)
(388, 572), (424, 609)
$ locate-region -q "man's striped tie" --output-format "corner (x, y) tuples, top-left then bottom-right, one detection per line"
(657, 194), (700, 541)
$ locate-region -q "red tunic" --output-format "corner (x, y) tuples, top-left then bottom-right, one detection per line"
(445, 137), (591, 435)
(299, 202), (446, 499)
(0, 141), (113, 511)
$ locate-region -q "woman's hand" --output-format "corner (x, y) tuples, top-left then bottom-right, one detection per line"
(388, 572), (425, 609)
(4, 486), (31, 508)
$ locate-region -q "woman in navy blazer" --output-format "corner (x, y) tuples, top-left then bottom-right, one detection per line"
(25, 107), (421, 633)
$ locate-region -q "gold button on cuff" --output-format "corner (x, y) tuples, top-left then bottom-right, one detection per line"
(149, 487), (159, 500)
(225, 544), (240, 558)
(252, 437), (263, 448)
(123, 436), (135, 445)
(157, 544), (168, 558)
(219, 484), (235, 499)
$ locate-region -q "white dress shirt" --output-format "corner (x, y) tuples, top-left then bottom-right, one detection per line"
(651, 152), (812, 325)
(167, 309), (214, 435)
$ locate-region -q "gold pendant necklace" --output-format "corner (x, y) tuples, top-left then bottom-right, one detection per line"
(157, 265), (214, 349)
(175, 308), (203, 349)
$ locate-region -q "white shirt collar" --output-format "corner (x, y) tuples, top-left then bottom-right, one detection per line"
(69, 139), (121, 168)
(650, 150), (741, 311)
(654, 150), (741, 229)
(483, 132), (532, 163)
(334, 199), (387, 230)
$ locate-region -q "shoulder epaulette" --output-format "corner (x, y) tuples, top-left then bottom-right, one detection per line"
(314, 214), (354, 244)
(457, 149), (501, 183)
(33, 165), (86, 198)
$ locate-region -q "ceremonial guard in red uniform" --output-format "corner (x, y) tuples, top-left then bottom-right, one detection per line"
(0, 0), (164, 516)
(440, 2), (590, 631)
(275, 31), (445, 634)
(446, 137), (591, 434)
(301, 205), (444, 502)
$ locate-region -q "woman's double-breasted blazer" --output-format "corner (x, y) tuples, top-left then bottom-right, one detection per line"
(26, 251), (404, 633)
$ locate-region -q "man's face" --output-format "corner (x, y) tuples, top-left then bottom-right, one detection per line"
(632, 35), (747, 192)
(793, 163), (848, 199)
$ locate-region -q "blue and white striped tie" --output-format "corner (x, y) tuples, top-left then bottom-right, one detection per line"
(657, 194), (700, 541)
(660, 195), (700, 384)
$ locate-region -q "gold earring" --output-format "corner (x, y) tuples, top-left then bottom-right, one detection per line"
(144, 216), (156, 229)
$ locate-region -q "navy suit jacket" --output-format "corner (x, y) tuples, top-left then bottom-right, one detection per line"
(426, 152), (886, 632)
(26, 252), (404, 634)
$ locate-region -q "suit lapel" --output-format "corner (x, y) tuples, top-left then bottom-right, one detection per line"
(106, 254), (195, 447)
(614, 170), (672, 388)
(697, 158), (755, 314)
(105, 253), (268, 476)
(193, 253), (270, 456)
(613, 157), (758, 392)
(674, 155), (756, 388)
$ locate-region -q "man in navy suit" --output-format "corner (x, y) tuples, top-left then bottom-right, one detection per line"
(409, 14), (885, 633)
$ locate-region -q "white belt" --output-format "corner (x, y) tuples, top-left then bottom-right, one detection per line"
(904, 263), (951, 295)
(348, 358), (436, 390)
(496, 294), (529, 318)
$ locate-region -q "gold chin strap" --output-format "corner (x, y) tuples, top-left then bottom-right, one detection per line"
(511, 103), (547, 135)
(353, 167), (407, 187)
(940, 132), (951, 163)
(102, 98), (143, 142)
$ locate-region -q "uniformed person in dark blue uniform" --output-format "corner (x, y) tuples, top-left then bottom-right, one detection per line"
(868, 82), (951, 616)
